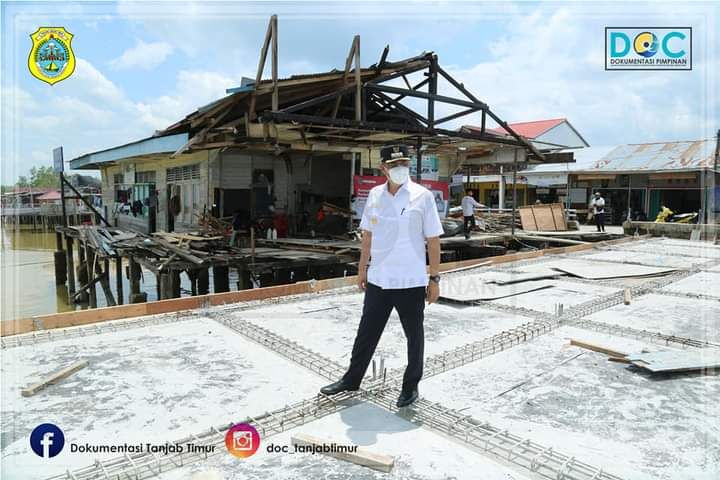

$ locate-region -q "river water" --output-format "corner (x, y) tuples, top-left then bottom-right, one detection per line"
(0, 227), (162, 321)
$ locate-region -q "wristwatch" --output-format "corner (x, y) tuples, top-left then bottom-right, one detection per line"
(429, 274), (441, 284)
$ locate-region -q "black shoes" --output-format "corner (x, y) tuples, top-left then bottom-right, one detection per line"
(320, 379), (359, 396)
(396, 388), (419, 408)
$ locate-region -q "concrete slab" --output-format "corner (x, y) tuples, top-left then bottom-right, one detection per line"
(660, 271), (720, 297)
(586, 293), (720, 344)
(440, 276), (555, 302)
(492, 280), (621, 314)
(0, 317), (323, 478)
(616, 242), (720, 260)
(583, 250), (709, 268)
(421, 326), (720, 480)
(156, 402), (534, 480)
(514, 257), (675, 279)
(230, 291), (536, 378)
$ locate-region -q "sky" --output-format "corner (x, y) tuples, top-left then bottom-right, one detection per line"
(1, 0), (718, 184)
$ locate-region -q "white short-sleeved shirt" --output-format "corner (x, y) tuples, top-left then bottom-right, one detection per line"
(461, 195), (481, 217)
(359, 178), (444, 289)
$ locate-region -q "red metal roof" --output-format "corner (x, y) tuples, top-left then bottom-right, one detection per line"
(468, 118), (567, 139)
(36, 190), (62, 201)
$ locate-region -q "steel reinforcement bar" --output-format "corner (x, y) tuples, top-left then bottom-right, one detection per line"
(366, 387), (626, 480)
(45, 391), (361, 480)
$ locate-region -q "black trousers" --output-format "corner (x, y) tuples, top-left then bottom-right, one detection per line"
(595, 212), (605, 232)
(342, 283), (426, 392)
(463, 215), (476, 236)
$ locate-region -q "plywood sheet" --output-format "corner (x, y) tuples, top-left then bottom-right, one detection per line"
(550, 204), (567, 230)
(626, 350), (720, 373)
(547, 259), (676, 279)
(533, 207), (558, 231)
(518, 208), (537, 231)
(440, 277), (555, 302)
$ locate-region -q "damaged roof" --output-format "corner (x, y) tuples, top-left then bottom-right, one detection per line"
(591, 139), (717, 172)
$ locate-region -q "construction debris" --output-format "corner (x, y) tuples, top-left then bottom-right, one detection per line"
(22, 360), (88, 397)
(625, 350), (720, 373)
(291, 433), (395, 473)
(569, 339), (628, 358)
(545, 259), (676, 279)
(518, 203), (567, 231)
(440, 277), (555, 302)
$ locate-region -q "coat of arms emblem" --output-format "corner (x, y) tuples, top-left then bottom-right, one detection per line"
(28, 27), (76, 85)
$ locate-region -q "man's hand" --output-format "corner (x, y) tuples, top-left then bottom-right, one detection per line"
(358, 268), (368, 291)
(426, 281), (440, 304)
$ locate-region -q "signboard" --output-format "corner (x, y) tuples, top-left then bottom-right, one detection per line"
(52, 146), (63, 173)
(409, 154), (439, 181)
(353, 175), (449, 219)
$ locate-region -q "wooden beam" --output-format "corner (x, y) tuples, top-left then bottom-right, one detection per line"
(354, 35), (361, 122)
(569, 339), (628, 358)
(271, 15), (278, 111)
(291, 433), (394, 473)
(249, 15), (274, 118)
(22, 360), (89, 397)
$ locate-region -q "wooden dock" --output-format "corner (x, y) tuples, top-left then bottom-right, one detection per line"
(52, 226), (356, 309)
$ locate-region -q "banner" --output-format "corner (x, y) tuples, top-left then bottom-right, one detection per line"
(353, 176), (449, 219)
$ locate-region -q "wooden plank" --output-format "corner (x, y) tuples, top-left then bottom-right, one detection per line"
(22, 360), (89, 397)
(550, 203), (567, 230)
(532, 206), (557, 231)
(518, 207), (537, 231)
(569, 339), (628, 358)
(291, 433), (394, 473)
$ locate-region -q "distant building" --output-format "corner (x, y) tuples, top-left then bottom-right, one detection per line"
(518, 139), (719, 224)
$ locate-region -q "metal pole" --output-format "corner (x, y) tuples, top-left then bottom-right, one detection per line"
(60, 172), (67, 227)
(416, 137), (422, 182)
(627, 174), (632, 222)
(511, 150), (517, 236)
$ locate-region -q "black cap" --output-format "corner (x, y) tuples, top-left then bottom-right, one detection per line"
(380, 145), (411, 163)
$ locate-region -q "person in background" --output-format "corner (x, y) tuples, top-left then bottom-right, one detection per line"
(229, 209), (243, 247)
(461, 190), (483, 239)
(591, 191), (606, 232)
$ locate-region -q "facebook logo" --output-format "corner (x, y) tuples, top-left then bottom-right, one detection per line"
(30, 423), (65, 458)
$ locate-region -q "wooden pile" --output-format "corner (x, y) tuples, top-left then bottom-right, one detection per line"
(196, 211), (232, 236)
(475, 211), (521, 232)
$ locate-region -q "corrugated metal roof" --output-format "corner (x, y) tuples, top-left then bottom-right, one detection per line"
(591, 140), (715, 171)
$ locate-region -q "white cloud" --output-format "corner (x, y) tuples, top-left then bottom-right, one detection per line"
(134, 70), (237, 129)
(439, 6), (717, 146)
(109, 39), (174, 71)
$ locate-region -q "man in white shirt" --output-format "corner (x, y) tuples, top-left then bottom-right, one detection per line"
(591, 191), (606, 232)
(320, 145), (444, 408)
(461, 190), (483, 239)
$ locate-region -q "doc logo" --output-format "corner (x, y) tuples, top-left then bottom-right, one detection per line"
(28, 27), (76, 85)
(605, 27), (691, 70)
(30, 423), (65, 458)
(224, 423), (260, 458)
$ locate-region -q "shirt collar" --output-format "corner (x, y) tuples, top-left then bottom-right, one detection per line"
(384, 177), (422, 200)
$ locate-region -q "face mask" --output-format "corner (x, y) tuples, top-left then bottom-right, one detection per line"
(388, 165), (409, 185)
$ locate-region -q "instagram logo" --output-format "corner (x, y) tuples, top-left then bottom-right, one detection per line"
(225, 423), (260, 458)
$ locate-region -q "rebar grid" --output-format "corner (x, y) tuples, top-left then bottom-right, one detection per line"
(653, 288), (720, 303)
(212, 314), (346, 380)
(421, 319), (558, 377)
(34, 237), (717, 480)
(600, 245), (720, 261)
(46, 391), (361, 480)
(555, 252), (714, 271)
(365, 388), (625, 480)
(2, 284), (362, 350)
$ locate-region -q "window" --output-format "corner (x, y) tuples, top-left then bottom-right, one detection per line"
(167, 164), (200, 182)
(135, 171), (156, 184)
(113, 173), (124, 185)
